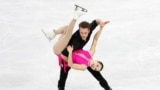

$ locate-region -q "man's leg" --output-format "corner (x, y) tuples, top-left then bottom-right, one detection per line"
(58, 66), (71, 90)
(87, 67), (112, 90)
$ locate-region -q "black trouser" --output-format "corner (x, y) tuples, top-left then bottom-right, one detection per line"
(58, 66), (111, 90)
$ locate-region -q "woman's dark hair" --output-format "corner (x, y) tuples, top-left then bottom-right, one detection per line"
(79, 21), (90, 29)
(98, 61), (104, 71)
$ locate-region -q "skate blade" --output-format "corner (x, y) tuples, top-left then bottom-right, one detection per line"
(41, 29), (51, 42)
(75, 4), (88, 12)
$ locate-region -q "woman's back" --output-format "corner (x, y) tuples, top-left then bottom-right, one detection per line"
(72, 49), (92, 67)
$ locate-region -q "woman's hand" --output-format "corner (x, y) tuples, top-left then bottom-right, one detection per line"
(67, 45), (73, 53)
(100, 21), (110, 28)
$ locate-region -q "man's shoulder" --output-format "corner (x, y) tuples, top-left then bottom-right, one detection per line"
(72, 30), (80, 37)
(89, 20), (97, 26)
(73, 29), (79, 34)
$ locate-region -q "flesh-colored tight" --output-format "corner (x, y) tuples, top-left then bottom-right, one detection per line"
(53, 19), (76, 55)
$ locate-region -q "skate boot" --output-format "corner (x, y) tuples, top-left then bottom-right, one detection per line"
(41, 29), (56, 41)
(73, 4), (88, 20)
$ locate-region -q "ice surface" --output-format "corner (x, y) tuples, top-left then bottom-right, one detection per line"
(0, 0), (160, 90)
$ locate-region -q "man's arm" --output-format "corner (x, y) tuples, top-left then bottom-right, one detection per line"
(90, 19), (104, 32)
(89, 21), (110, 56)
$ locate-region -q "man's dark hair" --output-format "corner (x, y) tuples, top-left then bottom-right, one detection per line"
(79, 21), (90, 29)
(98, 61), (104, 71)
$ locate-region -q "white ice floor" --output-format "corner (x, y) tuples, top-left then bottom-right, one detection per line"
(0, 0), (160, 90)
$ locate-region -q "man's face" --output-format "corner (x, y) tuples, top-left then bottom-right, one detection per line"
(79, 27), (90, 41)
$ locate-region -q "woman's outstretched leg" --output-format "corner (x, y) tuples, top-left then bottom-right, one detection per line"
(53, 6), (87, 54)
(54, 25), (67, 35)
(41, 25), (67, 41)
(53, 19), (76, 54)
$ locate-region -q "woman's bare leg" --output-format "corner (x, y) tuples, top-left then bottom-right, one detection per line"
(53, 19), (76, 54)
(54, 25), (67, 35)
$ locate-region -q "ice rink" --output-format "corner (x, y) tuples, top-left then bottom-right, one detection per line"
(0, 0), (160, 90)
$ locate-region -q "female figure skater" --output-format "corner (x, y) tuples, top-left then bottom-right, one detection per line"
(53, 18), (109, 71)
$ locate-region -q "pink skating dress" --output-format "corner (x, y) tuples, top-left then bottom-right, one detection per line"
(57, 49), (92, 72)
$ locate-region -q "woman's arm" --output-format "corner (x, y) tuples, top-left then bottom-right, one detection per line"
(67, 46), (87, 71)
(89, 21), (110, 56)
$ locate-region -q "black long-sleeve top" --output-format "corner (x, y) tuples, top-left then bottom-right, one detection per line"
(62, 20), (98, 57)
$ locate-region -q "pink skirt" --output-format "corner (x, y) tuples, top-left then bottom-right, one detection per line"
(57, 54), (68, 73)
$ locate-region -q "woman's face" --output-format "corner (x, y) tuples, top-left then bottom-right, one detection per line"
(90, 60), (102, 71)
